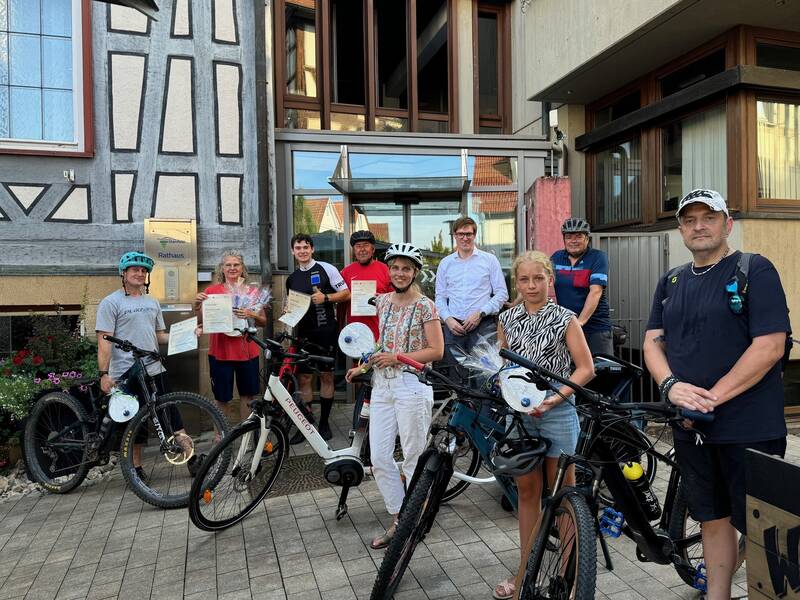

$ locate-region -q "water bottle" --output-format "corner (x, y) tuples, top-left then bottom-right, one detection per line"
(356, 399), (370, 433)
(622, 461), (661, 520)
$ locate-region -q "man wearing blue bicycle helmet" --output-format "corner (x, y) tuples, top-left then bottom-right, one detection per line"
(96, 252), (190, 481)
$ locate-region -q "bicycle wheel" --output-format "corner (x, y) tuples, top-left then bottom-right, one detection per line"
(519, 491), (597, 600)
(667, 480), (746, 588)
(23, 391), (91, 493)
(576, 419), (657, 506)
(119, 392), (229, 509)
(189, 418), (287, 531)
(371, 466), (440, 600)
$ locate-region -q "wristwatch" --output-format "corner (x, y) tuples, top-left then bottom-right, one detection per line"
(479, 311), (487, 319)
(324, 293), (330, 304)
(98, 371), (109, 377)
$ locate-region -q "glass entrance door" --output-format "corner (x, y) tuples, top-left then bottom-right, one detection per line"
(349, 198), (462, 298)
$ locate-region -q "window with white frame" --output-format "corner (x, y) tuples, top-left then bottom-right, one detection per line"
(0, 0), (86, 152)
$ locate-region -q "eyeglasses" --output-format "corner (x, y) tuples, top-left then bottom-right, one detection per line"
(726, 279), (743, 315)
(454, 232), (475, 239)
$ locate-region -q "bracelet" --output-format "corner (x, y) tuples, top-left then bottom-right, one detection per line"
(98, 371), (109, 377)
(659, 375), (680, 402)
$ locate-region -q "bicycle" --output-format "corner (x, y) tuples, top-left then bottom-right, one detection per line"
(188, 329), (371, 530)
(23, 335), (229, 508)
(499, 348), (745, 599)
(369, 353), (549, 600)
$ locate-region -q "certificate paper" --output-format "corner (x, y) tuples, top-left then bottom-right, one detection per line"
(202, 294), (234, 333)
(168, 317), (198, 355)
(350, 280), (377, 316)
(279, 290), (312, 328)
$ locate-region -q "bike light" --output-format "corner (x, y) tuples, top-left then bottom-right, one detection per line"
(203, 489), (213, 504)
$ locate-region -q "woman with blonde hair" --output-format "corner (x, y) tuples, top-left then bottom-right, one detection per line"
(194, 250), (268, 421)
(493, 250), (594, 600)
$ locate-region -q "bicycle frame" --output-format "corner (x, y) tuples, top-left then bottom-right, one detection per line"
(445, 400), (517, 503)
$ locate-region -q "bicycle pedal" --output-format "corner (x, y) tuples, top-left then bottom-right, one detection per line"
(599, 507), (624, 538)
(692, 562), (707, 592)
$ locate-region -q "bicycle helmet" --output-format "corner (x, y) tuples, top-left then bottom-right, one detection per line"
(561, 218), (591, 235)
(384, 243), (424, 269)
(118, 251), (155, 275)
(492, 437), (550, 477)
(350, 230), (376, 246)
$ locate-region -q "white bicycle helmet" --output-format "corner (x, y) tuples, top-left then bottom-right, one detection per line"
(384, 243), (424, 269)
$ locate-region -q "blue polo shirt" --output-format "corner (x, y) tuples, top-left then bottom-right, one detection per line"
(551, 248), (612, 334)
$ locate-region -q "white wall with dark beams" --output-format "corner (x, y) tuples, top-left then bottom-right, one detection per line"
(0, 0), (261, 275)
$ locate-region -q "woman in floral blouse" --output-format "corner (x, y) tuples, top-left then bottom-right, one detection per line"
(345, 243), (443, 549)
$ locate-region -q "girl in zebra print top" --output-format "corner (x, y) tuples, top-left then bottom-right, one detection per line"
(493, 250), (595, 600)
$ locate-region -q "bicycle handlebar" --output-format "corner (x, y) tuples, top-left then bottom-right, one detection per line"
(242, 329), (334, 366)
(396, 354), (425, 371)
(498, 348), (714, 423)
(103, 335), (161, 361)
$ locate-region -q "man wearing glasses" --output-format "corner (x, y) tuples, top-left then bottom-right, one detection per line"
(435, 216), (508, 378)
(551, 218), (614, 356)
(644, 189), (790, 600)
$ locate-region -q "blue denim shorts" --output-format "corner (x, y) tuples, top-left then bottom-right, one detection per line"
(516, 396), (579, 458)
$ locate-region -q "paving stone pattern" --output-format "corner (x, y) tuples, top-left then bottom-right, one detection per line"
(2, 404), (799, 599)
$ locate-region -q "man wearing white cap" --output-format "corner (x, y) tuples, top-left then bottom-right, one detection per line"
(644, 189), (790, 600)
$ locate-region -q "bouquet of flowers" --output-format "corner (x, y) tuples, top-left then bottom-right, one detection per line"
(227, 282), (272, 312)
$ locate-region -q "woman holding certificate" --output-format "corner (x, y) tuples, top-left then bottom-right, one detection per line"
(345, 243), (443, 550)
(194, 250), (268, 422)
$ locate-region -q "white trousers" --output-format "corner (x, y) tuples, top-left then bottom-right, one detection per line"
(369, 371), (433, 515)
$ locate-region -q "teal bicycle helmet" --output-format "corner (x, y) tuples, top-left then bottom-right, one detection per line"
(118, 252), (155, 275)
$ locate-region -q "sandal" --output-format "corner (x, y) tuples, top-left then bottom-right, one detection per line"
(493, 577), (515, 600)
(370, 522), (397, 550)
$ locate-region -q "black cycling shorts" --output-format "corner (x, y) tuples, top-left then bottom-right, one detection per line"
(674, 436), (787, 533)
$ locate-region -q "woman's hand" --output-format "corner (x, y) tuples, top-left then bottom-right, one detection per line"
(345, 366), (363, 383)
(194, 292), (208, 309)
(369, 352), (399, 369)
(233, 308), (251, 320)
(529, 394), (562, 417)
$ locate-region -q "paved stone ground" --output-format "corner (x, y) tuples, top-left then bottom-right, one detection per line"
(1, 404), (798, 600)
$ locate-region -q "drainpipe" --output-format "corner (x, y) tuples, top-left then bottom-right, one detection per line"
(255, 0), (277, 334)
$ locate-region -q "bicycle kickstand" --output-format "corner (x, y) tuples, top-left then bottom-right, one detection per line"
(336, 485), (351, 520)
(595, 513), (615, 571)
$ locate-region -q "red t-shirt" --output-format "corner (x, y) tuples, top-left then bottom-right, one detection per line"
(340, 260), (392, 341)
(204, 283), (261, 361)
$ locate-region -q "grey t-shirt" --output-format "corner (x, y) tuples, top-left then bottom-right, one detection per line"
(95, 289), (166, 380)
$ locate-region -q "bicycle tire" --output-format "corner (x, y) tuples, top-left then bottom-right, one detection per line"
(189, 418), (288, 531)
(119, 392), (229, 509)
(519, 491), (597, 600)
(667, 480), (746, 588)
(576, 420), (657, 506)
(370, 466), (439, 600)
(23, 391), (91, 494)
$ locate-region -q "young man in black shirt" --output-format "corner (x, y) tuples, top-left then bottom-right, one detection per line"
(285, 234), (350, 441)
(644, 189), (790, 600)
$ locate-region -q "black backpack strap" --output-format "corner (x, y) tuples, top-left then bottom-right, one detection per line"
(661, 262), (690, 305)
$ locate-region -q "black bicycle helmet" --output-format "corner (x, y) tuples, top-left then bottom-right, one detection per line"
(350, 230), (376, 246)
(492, 437), (550, 477)
(561, 217), (591, 235)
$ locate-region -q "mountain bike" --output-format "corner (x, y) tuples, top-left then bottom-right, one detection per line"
(23, 336), (229, 508)
(370, 354), (545, 600)
(499, 348), (745, 599)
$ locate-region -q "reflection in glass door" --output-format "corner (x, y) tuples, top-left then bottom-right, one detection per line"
(409, 200), (461, 298)
(349, 198), (461, 299)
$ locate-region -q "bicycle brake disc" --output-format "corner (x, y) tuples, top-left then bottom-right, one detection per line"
(164, 435), (194, 465)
